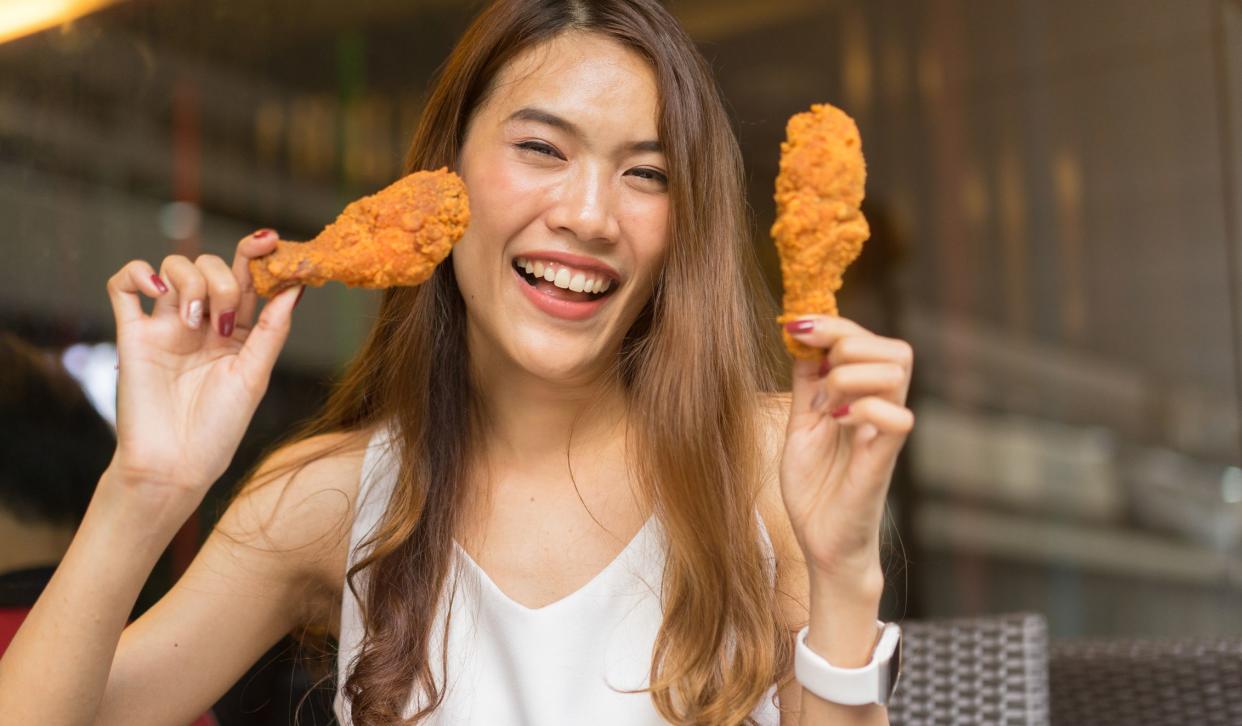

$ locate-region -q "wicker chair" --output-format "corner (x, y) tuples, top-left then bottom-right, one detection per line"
(1049, 636), (1242, 725)
(886, 611), (1242, 726)
(887, 611), (1050, 726)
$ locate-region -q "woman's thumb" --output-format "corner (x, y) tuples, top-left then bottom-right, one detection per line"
(237, 285), (301, 385)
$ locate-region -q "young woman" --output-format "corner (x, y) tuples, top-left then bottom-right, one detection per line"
(0, 1), (914, 724)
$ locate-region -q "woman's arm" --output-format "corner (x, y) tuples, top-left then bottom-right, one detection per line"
(0, 467), (180, 724)
(0, 433), (363, 726)
(0, 229), (338, 723)
(758, 439), (889, 726)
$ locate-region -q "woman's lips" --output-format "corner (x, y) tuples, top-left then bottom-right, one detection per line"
(511, 265), (612, 321)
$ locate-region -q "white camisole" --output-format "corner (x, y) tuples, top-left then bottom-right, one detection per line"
(334, 425), (782, 725)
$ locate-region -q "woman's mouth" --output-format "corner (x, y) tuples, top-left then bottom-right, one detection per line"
(511, 256), (619, 321)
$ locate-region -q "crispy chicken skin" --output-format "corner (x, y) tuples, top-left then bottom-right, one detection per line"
(249, 167), (470, 297)
(771, 104), (870, 359)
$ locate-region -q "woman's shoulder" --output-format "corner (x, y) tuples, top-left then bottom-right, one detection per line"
(218, 427), (377, 603)
(752, 392), (805, 593)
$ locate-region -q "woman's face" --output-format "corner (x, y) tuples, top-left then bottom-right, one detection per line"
(454, 32), (669, 385)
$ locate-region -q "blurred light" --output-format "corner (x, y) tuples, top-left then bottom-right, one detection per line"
(961, 163), (990, 229)
(1052, 148), (1089, 339)
(61, 342), (118, 431)
(0, 0), (120, 45)
(917, 45), (944, 102)
(159, 201), (201, 241)
(998, 142), (1030, 333)
(254, 100), (286, 163)
(881, 34), (908, 104)
(842, 8), (873, 117)
(1223, 467), (1242, 504)
(290, 95), (338, 178)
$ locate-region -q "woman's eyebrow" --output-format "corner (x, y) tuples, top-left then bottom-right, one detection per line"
(504, 106), (661, 153)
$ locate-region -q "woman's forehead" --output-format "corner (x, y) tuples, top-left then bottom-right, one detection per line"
(481, 32), (660, 139)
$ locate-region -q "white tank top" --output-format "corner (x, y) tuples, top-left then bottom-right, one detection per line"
(335, 424), (782, 725)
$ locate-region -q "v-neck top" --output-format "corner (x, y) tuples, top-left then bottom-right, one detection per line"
(334, 424), (782, 725)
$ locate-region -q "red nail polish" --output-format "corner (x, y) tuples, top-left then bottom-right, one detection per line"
(818, 356), (832, 378)
(253, 228), (275, 239)
(784, 319), (814, 334)
(830, 403), (851, 418)
(151, 274), (168, 294)
(218, 310), (236, 337)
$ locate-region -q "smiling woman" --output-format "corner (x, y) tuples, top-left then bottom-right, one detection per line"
(0, 1), (910, 725)
(311, 3), (801, 722)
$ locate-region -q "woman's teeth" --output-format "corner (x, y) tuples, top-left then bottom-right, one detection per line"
(515, 256), (613, 295)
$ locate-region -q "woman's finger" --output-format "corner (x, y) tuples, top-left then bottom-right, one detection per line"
(824, 335), (913, 376)
(784, 314), (871, 354)
(783, 315), (876, 425)
(830, 395), (914, 435)
(837, 396), (915, 481)
(236, 285), (301, 390)
(106, 260), (169, 329)
(195, 254), (242, 339)
(788, 356), (827, 425)
(232, 228), (278, 331)
(157, 255), (208, 329)
(819, 362), (909, 410)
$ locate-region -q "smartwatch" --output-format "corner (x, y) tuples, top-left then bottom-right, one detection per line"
(794, 621), (903, 706)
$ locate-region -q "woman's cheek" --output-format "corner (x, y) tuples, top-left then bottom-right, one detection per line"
(479, 163), (554, 228)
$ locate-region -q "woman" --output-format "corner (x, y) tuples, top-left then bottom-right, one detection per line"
(0, 1), (914, 724)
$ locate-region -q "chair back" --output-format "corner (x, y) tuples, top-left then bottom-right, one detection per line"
(888, 611), (1050, 726)
(1049, 636), (1242, 725)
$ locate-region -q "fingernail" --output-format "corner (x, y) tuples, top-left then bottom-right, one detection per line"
(294, 286), (305, 309)
(830, 403), (851, 419)
(784, 319), (815, 334)
(187, 299), (203, 328)
(218, 310), (236, 337)
(818, 356), (832, 378)
(253, 228), (275, 239)
(810, 389), (826, 411)
(150, 274), (168, 294)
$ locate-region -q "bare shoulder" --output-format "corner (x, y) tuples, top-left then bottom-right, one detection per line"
(754, 392), (810, 721)
(754, 392), (794, 556)
(753, 392), (809, 622)
(215, 427), (374, 615)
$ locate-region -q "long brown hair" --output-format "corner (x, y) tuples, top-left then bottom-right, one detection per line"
(239, 1), (792, 723)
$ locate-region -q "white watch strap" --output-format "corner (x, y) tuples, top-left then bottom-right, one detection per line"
(794, 621), (902, 706)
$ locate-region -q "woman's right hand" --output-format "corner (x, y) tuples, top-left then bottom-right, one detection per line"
(104, 229), (302, 512)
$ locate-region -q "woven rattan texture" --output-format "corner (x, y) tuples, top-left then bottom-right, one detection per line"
(887, 612), (1050, 726)
(1049, 637), (1242, 725)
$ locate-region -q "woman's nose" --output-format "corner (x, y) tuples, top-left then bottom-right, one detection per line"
(546, 168), (621, 244)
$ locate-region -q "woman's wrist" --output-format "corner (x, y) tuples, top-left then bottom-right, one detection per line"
(95, 466), (199, 551)
(804, 565), (885, 668)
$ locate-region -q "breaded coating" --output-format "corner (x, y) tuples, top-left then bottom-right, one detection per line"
(771, 104), (870, 358)
(249, 168), (470, 297)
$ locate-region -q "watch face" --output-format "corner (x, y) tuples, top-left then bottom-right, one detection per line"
(886, 637), (903, 702)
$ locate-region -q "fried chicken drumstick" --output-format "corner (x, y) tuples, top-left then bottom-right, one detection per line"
(771, 103), (870, 359)
(248, 168), (470, 297)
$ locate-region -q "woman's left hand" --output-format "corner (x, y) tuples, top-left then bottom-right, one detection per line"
(779, 314), (915, 585)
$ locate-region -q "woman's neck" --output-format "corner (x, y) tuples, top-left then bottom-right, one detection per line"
(466, 324), (626, 464)
(473, 361), (629, 471)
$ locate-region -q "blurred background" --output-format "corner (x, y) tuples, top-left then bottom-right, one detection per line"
(1, 0), (1239, 723)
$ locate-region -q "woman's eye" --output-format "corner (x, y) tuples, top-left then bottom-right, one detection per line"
(626, 167), (669, 187)
(515, 141), (562, 159)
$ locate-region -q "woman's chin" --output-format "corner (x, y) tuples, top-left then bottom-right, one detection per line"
(506, 337), (613, 385)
